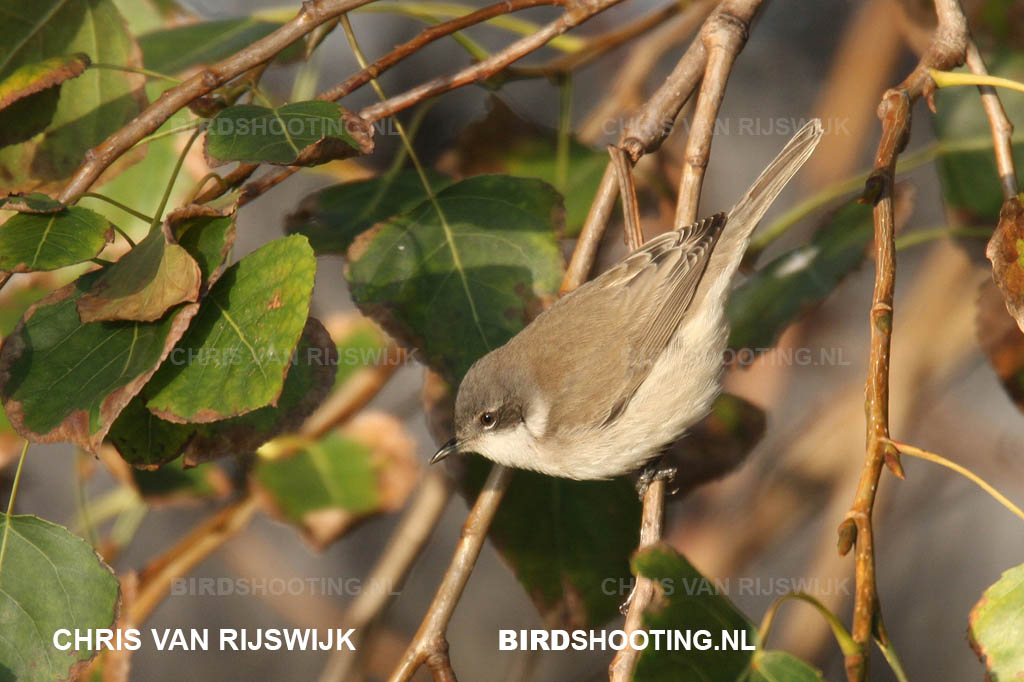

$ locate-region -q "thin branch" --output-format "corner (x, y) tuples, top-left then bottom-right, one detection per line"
(561, 0), (764, 293)
(320, 0), (562, 103)
(359, 0), (630, 124)
(505, 1), (686, 79)
(608, 477), (665, 682)
(319, 469), (453, 682)
(130, 495), (260, 624)
(388, 463), (514, 682)
(610, 145), (644, 248)
(964, 41), (1018, 199)
(56, 0), (376, 204)
(674, 7), (754, 227)
(840, 2), (967, 680)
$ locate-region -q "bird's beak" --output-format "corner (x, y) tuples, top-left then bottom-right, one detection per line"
(430, 438), (459, 464)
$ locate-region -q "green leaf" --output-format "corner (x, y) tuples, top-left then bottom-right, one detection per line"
(969, 561), (1024, 680)
(76, 225), (202, 323)
(109, 317), (337, 467)
(166, 205), (237, 288)
(632, 544), (754, 681)
(631, 545), (824, 682)
(0, 53), (90, 111)
(0, 207), (114, 274)
(0, 515), (120, 682)
(747, 650), (825, 682)
(286, 169), (453, 254)
(130, 458), (230, 504)
(253, 412), (417, 548)
(145, 235), (317, 423)
(727, 199), (873, 351)
(0, 192), (64, 213)
(204, 101), (372, 167)
(456, 98), (606, 236)
(138, 19), (284, 74)
(0, 0), (146, 190)
(933, 52), (1024, 222)
(0, 274), (199, 452)
(462, 463), (641, 627)
(346, 174), (565, 382)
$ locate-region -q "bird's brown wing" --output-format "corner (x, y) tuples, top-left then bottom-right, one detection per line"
(511, 213), (727, 430)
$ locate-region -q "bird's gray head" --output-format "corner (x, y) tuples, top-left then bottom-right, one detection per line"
(431, 348), (545, 469)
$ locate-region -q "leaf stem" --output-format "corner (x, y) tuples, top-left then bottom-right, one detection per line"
(151, 128), (203, 233)
(355, 1), (586, 53)
(0, 441), (29, 577)
(129, 120), (206, 151)
(74, 450), (98, 547)
(89, 62), (182, 84)
(555, 74), (572, 194)
(79, 192), (151, 233)
(758, 591), (858, 656)
(930, 68), (1024, 95)
(893, 225), (990, 250)
(888, 440), (1024, 522)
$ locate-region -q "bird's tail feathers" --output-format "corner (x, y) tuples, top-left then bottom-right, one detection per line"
(725, 118), (824, 247)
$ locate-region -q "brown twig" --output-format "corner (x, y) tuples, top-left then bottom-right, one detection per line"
(561, 0), (764, 293)
(578, 0), (714, 143)
(610, 145), (645, 248)
(608, 478), (665, 682)
(388, 463), (514, 682)
(322, 0), (562, 103)
(840, 2), (967, 680)
(319, 468), (453, 682)
(359, 0), (629, 125)
(199, 0), (628, 207)
(505, 1), (685, 79)
(964, 40), (1018, 200)
(674, 6), (757, 226)
(130, 495), (260, 624)
(57, 0), (376, 204)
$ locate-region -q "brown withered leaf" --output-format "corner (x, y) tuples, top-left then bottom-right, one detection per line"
(986, 194), (1024, 333)
(76, 223), (202, 323)
(977, 278), (1024, 412)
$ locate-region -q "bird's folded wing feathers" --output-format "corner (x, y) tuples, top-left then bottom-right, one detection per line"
(520, 214), (727, 430)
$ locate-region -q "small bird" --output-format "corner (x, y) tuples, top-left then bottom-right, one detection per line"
(431, 119), (823, 480)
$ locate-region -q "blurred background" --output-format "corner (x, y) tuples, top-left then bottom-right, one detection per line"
(3, 0), (1024, 680)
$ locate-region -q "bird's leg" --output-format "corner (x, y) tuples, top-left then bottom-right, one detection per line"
(635, 456), (677, 499)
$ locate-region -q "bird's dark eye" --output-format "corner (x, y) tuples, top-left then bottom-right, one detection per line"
(479, 411), (497, 428)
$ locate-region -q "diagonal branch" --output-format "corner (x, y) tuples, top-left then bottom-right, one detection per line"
(964, 40), (1018, 200)
(561, 0), (765, 294)
(57, 0), (375, 204)
(674, 8), (753, 226)
(840, 2), (967, 680)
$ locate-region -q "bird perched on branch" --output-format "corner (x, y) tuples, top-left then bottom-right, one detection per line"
(432, 119), (823, 480)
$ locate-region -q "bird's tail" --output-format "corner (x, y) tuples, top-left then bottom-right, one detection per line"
(694, 118), (823, 310)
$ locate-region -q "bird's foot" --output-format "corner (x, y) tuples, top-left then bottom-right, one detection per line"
(635, 459), (677, 499)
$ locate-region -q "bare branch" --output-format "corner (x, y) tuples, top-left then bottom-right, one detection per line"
(608, 478), (665, 682)
(965, 40), (1018, 200)
(360, 0), (630, 124)
(57, 0), (375, 204)
(674, 7), (756, 226)
(388, 464), (514, 682)
(319, 469), (453, 682)
(841, 2), (967, 680)
(610, 145), (645, 249)
(561, 0), (764, 293)
(130, 495), (259, 624)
